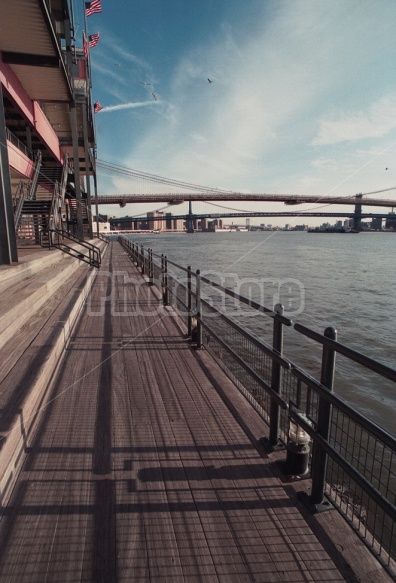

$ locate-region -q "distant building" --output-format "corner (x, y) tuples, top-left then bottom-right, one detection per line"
(147, 211), (165, 231)
(110, 216), (133, 230)
(164, 213), (185, 231)
(292, 224), (308, 231)
(385, 213), (396, 230)
(98, 222), (111, 233)
(199, 218), (207, 230)
(173, 218), (185, 231)
(371, 217), (382, 230)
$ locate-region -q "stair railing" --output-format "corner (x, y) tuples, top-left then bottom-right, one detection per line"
(42, 228), (101, 268)
(28, 150), (42, 201)
(48, 154), (71, 232)
(13, 181), (29, 231)
(59, 153), (70, 202)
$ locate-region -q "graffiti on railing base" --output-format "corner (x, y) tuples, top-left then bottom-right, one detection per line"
(330, 483), (367, 524)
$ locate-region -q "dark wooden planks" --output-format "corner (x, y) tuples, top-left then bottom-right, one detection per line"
(0, 241), (392, 583)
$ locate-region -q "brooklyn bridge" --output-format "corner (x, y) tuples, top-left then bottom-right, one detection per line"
(95, 160), (396, 231)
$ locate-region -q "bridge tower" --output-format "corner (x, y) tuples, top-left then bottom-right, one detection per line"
(186, 200), (194, 233)
(353, 193), (363, 231)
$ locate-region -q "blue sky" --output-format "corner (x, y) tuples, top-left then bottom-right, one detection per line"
(76, 0), (396, 225)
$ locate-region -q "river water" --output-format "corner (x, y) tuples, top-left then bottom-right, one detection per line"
(124, 231), (395, 434)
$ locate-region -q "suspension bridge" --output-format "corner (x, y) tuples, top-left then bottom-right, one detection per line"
(95, 160), (396, 231)
(96, 159), (396, 206)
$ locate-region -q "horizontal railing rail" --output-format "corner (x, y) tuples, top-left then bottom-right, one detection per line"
(6, 127), (32, 159)
(41, 229), (101, 268)
(118, 234), (396, 577)
(96, 233), (109, 243)
(295, 322), (396, 382)
(291, 365), (396, 451)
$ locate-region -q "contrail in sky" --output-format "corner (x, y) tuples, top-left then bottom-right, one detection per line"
(100, 101), (159, 112)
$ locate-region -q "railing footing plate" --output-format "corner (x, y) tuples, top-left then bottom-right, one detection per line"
(298, 491), (335, 514)
(259, 437), (286, 453)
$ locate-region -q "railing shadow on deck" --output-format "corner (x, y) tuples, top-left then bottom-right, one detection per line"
(119, 234), (396, 579)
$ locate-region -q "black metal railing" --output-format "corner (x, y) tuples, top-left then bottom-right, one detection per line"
(41, 229), (101, 268)
(96, 232), (109, 243)
(6, 127), (32, 159)
(118, 235), (396, 577)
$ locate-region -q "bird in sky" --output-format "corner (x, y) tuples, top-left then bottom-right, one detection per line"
(207, 78), (213, 83)
(152, 93), (157, 100)
(140, 81), (151, 86)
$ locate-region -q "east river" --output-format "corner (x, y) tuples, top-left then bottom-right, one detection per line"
(124, 231), (395, 434)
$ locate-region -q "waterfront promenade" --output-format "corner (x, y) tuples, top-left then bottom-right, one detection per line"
(0, 241), (392, 582)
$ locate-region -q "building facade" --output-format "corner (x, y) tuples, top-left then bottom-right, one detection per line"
(0, 0), (97, 264)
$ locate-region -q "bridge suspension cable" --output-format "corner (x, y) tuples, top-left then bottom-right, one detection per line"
(96, 159), (238, 195)
(203, 200), (336, 213)
(96, 159), (396, 207)
(361, 186), (396, 196)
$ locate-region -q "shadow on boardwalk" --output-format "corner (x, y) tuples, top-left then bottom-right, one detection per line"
(0, 242), (391, 582)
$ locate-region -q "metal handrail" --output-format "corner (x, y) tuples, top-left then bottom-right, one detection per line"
(49, 153), (71, 232)
(295, 322), (396, 382)
(13, 181), (28, 231)
(13, 150), (42, 232)
(145, 244), (290, 323)
(291, 365), (396, 450)
(28, 150), (42, 200)
(6, 127), (32, 159)
(289, 407), (396, 521)
(45, 229), (101, 268)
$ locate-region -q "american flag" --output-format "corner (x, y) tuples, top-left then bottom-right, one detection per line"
(94, 101), (103, 113)
(85, 0), (102, 17)
(89, 33), (100, 48)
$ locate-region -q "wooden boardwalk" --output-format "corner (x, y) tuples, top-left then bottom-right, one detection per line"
(0, 241), (392, 582)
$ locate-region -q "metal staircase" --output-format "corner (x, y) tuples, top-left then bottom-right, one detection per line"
(67, 195), (90, 236)
(15, 152), (73, 243)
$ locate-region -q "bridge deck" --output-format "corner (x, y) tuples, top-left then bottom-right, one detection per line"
(0, 241), (391, 582)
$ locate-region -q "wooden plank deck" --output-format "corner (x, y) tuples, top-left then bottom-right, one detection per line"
(0, 241), (392, 582)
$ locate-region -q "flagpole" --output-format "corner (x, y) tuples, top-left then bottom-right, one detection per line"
(83, 0), (88, 37)
(82, 0), (91, 88)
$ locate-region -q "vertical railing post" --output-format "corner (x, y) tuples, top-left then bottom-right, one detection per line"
(195, 269), (202, 348)
(141, 245), (145, 274)
(310, 326), (337, 506)
(269, 303), (284, 448)
(161, 254), (164, 297)
(148, 248), (153, 285)
(187, 266), (192, 337)
(163, 255), (169, 305)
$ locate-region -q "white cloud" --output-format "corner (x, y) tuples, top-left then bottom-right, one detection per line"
(313, 93), (396, 145)
(124, 2), (352, 188)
